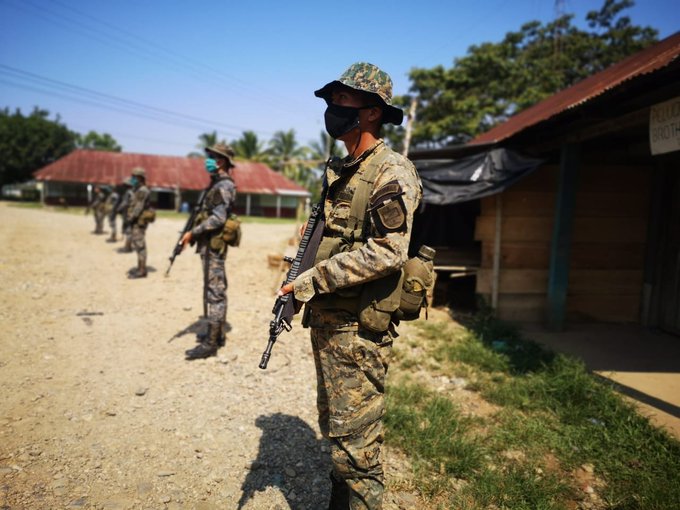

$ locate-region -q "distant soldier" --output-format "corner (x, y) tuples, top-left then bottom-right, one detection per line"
(86, 184), (107, 234)
(126, 167), (154, 279)
(179, 143), (237, 359)
(105, 185), (120, 243)
(117, 177), (135, 252)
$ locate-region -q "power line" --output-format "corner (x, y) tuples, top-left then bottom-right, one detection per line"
(0, 64), (270, 135)
(66, 122), (194, 149)
(0, 77), (227, 134)
(3, 0), (311, 116)
(0, 65), (293, 145)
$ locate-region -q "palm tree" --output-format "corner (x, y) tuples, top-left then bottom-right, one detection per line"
(231, 131), (271, 163)
(308, 130), (344, 166)
(188, 131), (222, 157)
(268, 129), (307, 172)
(197, 131), (219, 150)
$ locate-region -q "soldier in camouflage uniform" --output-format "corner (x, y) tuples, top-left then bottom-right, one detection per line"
(180, 143), (237, 360)
(105, 184), (120, 243)
(117, 177), (135, 252)
(279, 63), (422, 509)
(87, 185), (107, 234)
(126, 167), (152, 279)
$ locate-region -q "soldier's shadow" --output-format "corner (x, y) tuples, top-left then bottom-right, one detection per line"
(168, 318), (232, 343)
(237, 413), (330, 510)
(126, 265), (157, 274)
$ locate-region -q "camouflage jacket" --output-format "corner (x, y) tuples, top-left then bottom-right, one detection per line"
(126, 185), (151, 225)
(293, 140), (422, 314)
(105, 191), (119, 218)
(191, 174), (236, 251)
(89, 190), (106, 213)
(117, 188), (133, 216)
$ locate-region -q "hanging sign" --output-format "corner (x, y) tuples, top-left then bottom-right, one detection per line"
(650, 96), (680, 155)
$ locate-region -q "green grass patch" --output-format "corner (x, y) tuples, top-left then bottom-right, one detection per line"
(387, 312), (680, 509)
(5, 200), (43, 209)
(454, 464), (574, 510)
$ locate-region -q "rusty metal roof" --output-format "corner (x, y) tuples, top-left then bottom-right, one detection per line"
(472, 31), (680, 144)
(33, 150), (310, 195)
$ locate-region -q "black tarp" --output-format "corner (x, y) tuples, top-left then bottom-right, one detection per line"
(414, 148), (544, 205)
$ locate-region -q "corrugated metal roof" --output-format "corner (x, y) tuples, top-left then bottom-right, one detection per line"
(33, 150), (310, 195)
(472, 31), (680, 144)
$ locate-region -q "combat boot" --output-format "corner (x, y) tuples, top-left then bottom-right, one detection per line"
(196, 321), (226, 347)
(328, 472), (350, 510)
(106, 234), (117, 243)
(127, 260), (147, 279)
(185, 322), (220, 360)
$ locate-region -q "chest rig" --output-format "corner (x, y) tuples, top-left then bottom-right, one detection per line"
(311, 144), (405, 332)
(315, 144), (390, 264)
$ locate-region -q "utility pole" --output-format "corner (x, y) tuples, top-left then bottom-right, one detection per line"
(402, 96), (418, 157)
(554, 0), (566, 60)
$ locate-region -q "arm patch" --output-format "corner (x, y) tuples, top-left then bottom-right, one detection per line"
(370, 180), (407, 236)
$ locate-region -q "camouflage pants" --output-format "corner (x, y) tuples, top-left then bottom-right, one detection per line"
(311, 326), (392, 510)
(94, 211), (105, 233)
(201, 249), (227, 324)
(108, 214), (117, 237)
(130, 224), (147, 265)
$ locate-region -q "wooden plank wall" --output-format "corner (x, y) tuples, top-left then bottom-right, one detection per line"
(475, 164), (650, 322)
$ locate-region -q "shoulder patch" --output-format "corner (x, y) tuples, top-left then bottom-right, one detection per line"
(370, 180), (403, 206)
(372, 195), (407, 236)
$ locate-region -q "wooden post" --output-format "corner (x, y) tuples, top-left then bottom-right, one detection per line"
(402, 97), (418, 157)
(492, 194), (503, 312)
(641, 164), (666, 327)
(547, 143), (580, 330)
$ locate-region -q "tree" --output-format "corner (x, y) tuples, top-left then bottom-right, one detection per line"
(393, 0), (658, 148)
(0, 107), (77, 186)
(76, 130), (122, 151)
(268, 129), (307, 177)
(231, 130), (271, 163)
(188, 131), (224, 157)
(307, 130), (343, 164)
(304, 130), (345, 202)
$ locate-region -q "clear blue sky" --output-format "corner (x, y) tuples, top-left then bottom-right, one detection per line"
(1, 0), (678, 157)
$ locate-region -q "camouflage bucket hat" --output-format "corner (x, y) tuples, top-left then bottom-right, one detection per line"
(131, 167), (146, 178)
(315, 62), (404, 125)
(206, 142), (236, 165)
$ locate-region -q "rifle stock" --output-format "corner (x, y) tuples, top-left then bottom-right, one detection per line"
(259, 203), (325, 369)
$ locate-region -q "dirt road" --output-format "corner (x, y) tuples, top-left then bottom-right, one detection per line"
(0, 203), (418, 509)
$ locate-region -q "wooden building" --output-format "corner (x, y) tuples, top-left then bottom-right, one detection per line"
(412, 32), (680, 334)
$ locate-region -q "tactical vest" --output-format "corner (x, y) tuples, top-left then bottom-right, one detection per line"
(195, 176), (239, 253)
(311, 146), (405, 332)
(311, 145), (435, 332)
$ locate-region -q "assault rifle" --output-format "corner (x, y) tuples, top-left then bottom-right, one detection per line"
(259, 202), (325, 369)
(165, 187), (210, 277)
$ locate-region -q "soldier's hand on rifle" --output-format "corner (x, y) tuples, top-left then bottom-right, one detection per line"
(278, 282), (294, 296)
(299, 220), (308, 238)
(180, 231), (193, 251)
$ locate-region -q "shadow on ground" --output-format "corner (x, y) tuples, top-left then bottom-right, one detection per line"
(238, 413), (330, 510)
(167, 318), (233, 344)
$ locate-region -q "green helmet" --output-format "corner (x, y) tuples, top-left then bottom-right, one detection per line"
(314, 62), (404, 125)
(131, 167), (146, 178)
(205, 142), (235, 166)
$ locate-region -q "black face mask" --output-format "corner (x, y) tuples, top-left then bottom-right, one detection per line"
(324, 104), (375, 139)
